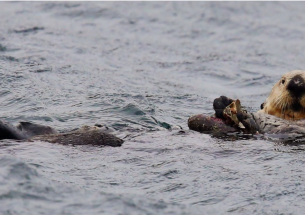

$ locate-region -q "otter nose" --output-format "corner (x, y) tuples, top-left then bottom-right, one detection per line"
(287, 75), (305, 97)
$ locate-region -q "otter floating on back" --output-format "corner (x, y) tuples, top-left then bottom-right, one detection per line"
(188, 70), (305, 140)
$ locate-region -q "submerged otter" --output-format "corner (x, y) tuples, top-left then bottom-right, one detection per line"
(0, 120), (123, 147)
(188, 70), (305, 139)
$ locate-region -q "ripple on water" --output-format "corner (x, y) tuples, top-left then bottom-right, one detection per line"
(0, 153), (198, 215)
(1, 1), (305, 214)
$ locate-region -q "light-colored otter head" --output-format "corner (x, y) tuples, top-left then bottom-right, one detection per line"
(259, 70), (305, 120)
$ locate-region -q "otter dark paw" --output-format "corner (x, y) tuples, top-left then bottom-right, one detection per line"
(236, 111), (259, 133)
(213, 96), (234, 119)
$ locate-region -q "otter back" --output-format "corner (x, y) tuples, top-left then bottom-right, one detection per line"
(29, 126), (124, 147)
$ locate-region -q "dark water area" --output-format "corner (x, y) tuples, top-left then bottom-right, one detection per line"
(1, 2), (305, 214)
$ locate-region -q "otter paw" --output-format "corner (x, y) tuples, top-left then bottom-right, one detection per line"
(213, 96), (234, 119)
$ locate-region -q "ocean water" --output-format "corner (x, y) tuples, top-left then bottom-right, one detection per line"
(1, 2), (305, 214)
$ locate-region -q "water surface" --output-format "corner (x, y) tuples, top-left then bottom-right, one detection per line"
(1, 2), (305, 214)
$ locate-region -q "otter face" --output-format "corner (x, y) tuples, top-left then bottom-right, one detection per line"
(259, 70), (305, 120)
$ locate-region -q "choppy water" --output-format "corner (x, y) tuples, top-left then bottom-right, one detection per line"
(1, 2), (305, 214)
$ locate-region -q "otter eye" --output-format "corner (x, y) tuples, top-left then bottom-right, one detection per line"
(281, 79), (285, 84)
(260, 103), (264, 110)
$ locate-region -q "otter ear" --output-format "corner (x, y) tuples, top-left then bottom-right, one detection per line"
(260, 103), (265, 110)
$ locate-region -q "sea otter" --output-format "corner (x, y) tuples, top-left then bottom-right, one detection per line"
(0, 120), (123, 147)
(188, 70), (305, 139)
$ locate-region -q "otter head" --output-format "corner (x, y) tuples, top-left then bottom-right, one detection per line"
(260, 70), (305, 120)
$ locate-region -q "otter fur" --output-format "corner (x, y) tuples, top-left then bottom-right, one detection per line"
(0, 120), (123, 147)
(30, 125), (123, 147)
(259, 70), (305, 120)
(188, 70), (305, 139)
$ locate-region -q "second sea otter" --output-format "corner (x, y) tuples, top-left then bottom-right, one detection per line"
(0, 120), (123, 147)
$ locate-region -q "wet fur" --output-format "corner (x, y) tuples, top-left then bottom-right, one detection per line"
(259, 70), (305, 120)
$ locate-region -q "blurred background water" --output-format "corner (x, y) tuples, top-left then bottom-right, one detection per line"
(1, 2), (305, 214)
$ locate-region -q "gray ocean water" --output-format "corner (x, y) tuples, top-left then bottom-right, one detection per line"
(1, 2), (305, 214)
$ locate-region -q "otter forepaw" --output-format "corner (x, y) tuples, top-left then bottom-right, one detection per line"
(213, 96), (234, 119)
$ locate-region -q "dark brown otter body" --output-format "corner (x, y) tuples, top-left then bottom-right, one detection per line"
(30, 126), (123, 147)
(0, 120), (123, 147)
